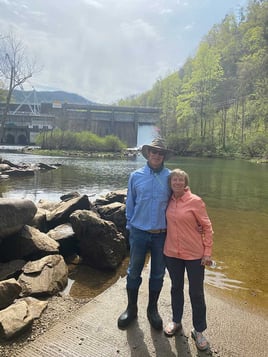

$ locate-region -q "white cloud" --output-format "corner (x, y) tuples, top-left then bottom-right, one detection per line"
(0, 0), (249, 103)
(184, 23), (194, 31)
(121, 19), (158, 40)
(82, 0), (103, 9)
(159, 8), (173, 15)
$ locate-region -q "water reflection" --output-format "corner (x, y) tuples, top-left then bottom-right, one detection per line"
(205, 266), (247, 291)
(169, 157), (268, 214)
(64, 258), (129, 299)
(0, 153), (144, 202)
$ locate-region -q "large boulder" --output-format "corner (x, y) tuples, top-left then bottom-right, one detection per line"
(94, 190), (129, 246)
(46, 195), (92, 229)
(0, 225), (59, 262)
(37, 199), (59, 211)
(47, 223), (78, 257)
(0, 163), (11, 171)
(18, 254), (68, 296)
(0, 198), (37, 241)
(0, 297), (47, 339)
(0, 260), (26, 281)
(96, 201), (127, 237)
(0, 278), (22, 310)
(70, 210), (127, 270)
(30, 207), (49, 233)
(94, 189), (127, 206)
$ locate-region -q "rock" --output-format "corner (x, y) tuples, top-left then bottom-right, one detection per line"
(1, 159), (21, 169)
(0, 225), (59, 262)
(47, 223), (78, 257)
(47, 195), (92, 229)
(18, 254), (68, 296)
(103, 189), (127, 204)
(0, 260), (26, 281)
(94, 189), (127, 206)
(0, 297), (48, 339)
(0, 163), (11, 171)
(96, 201), (127, 236)
(0, 198), (37, 240)
(0, 278), (22, 310)
(2, 169), (35, 176)
(95, 191), (129, 246)
(37, 199), (59, 211)
(37, 162), (57, 170)
(70, 210), (127, 270)
(60, 192), (81, 201)
(30, 207), (49, 232)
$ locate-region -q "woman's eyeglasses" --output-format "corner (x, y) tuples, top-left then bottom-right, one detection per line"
(150, 149), (165, 156)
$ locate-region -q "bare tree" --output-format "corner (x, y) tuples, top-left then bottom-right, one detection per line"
(0, 31), (37, 143)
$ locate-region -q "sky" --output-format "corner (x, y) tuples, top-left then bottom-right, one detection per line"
(0, 0), (249, 104)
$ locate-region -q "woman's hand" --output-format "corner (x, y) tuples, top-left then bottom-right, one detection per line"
(201, 256), (212, 266)
(197, 224), (203, 234)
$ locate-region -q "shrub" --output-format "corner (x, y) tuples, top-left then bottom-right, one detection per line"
(242, 134), (268, 158)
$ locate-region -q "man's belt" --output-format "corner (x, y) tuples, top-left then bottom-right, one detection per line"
(147, 229), (167, 234)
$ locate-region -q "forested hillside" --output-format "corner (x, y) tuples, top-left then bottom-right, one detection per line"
(118, 0), (268, 159)
(12, 90), (94, 105)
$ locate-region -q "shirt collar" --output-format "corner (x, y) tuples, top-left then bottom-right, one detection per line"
(146, 162), (164, 173)
(171, 187), (191, 201)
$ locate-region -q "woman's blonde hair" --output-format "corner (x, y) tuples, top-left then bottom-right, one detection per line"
(169, 168), (189, 187)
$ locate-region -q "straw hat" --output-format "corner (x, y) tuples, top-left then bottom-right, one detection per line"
(141, 137), (173, 161)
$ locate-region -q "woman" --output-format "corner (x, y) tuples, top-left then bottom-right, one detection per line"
(163, 169), (213, 351)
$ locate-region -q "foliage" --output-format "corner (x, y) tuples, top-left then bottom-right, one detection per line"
(241, 133), (268, 158)
(167, 134), (192, 155)
(102, 135), (125, 151)
(35, 129), (126, 152)
(188, 139), (217, 157)
(117, 0), (268, 159)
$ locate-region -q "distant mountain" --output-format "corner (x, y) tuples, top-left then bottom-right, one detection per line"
(12, 90), (95, 105)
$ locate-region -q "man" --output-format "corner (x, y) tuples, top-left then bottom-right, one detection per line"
(117, 137), (173, 330)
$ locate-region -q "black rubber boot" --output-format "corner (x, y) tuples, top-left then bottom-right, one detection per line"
(147, 290), (163, 330)
(117, 288), (138, 329)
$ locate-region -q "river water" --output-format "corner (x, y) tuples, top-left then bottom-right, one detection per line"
(1, 151), (267, 315)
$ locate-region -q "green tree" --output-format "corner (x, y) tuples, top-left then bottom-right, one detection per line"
(176, 42), (223, 142)
(160, 72), (182, 137)
(116, 0), (268, 158)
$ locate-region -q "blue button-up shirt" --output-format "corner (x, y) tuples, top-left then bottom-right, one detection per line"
(126, 163), (171, 231)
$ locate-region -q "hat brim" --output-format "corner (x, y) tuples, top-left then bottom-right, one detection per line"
(141, 144), (174, 161)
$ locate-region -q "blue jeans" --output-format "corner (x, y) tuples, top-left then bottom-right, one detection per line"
(165, 256), (207, 332)
(126, 227), (166, 292)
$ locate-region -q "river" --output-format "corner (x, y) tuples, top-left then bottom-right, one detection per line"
(0, 151), (267, 315)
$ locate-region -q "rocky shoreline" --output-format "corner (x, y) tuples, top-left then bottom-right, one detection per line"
(0, 295), (90, 357)
(0, 186), (128, 352)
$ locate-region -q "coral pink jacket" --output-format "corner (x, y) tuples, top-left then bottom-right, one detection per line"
(164, 188), (213, 260)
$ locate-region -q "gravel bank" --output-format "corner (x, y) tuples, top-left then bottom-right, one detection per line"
(0, 295), (90, 357)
